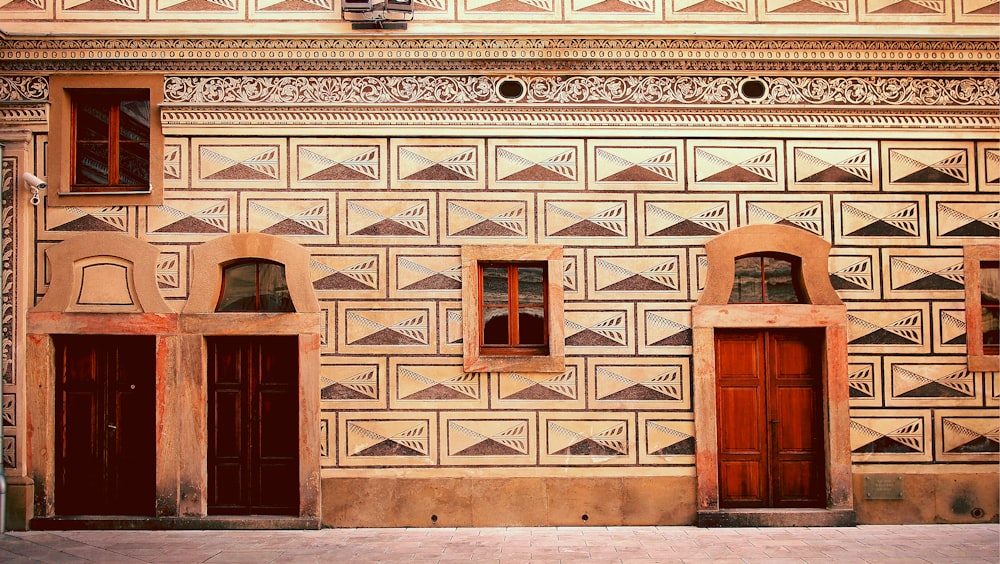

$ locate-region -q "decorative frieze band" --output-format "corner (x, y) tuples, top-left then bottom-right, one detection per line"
(163, 75), (1000, 107)
(159, 105), (999, 133)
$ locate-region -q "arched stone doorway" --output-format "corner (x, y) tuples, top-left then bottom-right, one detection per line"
(692, 224), (855, 527)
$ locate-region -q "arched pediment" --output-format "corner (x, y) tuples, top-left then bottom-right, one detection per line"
(697, 224), (842, 306)
(33, 233), (171, 313)
(183, 233), (319, 314)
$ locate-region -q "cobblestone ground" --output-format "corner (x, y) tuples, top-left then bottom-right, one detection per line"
(0, 524), (997, 563)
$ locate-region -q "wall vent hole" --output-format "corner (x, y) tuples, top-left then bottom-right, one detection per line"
(740, 79), (767, 100)
(581, 514), (589, 522)
(971, 507), (985, 519)
(431, 514), (438, 523)
(498, 79), (526, 101)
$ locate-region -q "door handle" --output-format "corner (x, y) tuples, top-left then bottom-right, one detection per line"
(107, 424), (117, 430)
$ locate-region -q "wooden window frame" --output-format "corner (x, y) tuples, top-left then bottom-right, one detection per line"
(964, 245), (1000, 372)
(479, 261), (549, 356)
(462, 245), (564, 373)
(49, 74), (164, 207)
(216, 259), (295, 313)
(728, 253), (805, 304)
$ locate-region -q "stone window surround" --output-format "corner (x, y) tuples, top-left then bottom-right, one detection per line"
(692, 224), (854, 526)
(964, 244), (1000, 373)
(461, 244), (565, 374)
(47, 74), (165, 208)
(25, 232), (321, 526)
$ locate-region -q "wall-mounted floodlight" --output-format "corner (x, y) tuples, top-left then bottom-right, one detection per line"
(342, 0), (413, 29)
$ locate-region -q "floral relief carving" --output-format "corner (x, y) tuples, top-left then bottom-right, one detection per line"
(0, 76), (48, 102)
(162, 75), (999, 107)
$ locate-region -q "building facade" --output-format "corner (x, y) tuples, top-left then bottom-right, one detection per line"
(0, 0), (997, 530)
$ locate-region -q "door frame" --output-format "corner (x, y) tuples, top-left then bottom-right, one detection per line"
(692, 225), (854, 526)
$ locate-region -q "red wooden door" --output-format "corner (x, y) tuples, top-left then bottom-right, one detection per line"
(716, 329), (825, 508)
(208, 336), (299, 515)
(55, 335), (156, 516)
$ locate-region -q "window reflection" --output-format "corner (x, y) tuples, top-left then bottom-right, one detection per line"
(217, 260), (294, 312)
(729, 254), (804, 304)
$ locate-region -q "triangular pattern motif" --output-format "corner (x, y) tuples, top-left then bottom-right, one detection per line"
(347, 200), (430, 237)
(594, 148), (676, 182)
(746, 202), (824, 235)
(889, 149), (968, 184)
(645, 420), (695, 456)
(936, 203), (1000, 238)
(547, 420), (629, 456)
(320, 366), (379, 400)
(891, 365), (975, 398)
(889, 257), (964, 292)
(200, 146), (280, 180)
(499, 370), (579, 401)
(50, 206), (129, 232)
(830, 257), (874, 291)
(299, 146), (379, 181)
(151, 201), (229, 233)
(447, 201), (527, 237)
(311, 256), (379, 291)
(496, 147), (576, 181)
(842, 202), (920, 237)
(346, 420), (429, 457)
(644, 311), (692, 347)
(942, 419), (1000, 454)
(565, 312), (628, 347)
(249, 200), (328, 236)
(396, 257), (462, 291)
(346, 311), (429, 346)
(398, 366), (480, 401)
(645, 202), (730, 237)
(546, 201), (627, 238)
(399, 147), (477, 182)
(848, 311), (923, 346)
(595, 365), (683, 402)
(851, 418), (925, 454)
(848, 363), (875, 398)
(694, 147), (777, 183)
(794, 148), (871, 183)
(595, 257), (678, 292)
(448, 420), (530, 456)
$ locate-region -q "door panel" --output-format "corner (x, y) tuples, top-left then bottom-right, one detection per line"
(208, 336), (299, 515)
(716, 329), (825, 508)
(55, 335), (155, 516)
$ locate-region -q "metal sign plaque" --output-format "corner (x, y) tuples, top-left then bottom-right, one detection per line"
(864, 475), (904, 500)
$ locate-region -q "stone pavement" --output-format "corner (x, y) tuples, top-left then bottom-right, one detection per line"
(0, 524), (997, 563)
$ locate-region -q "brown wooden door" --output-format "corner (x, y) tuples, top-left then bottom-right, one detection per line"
(55, 335), (156, 516)
(716, 329), (825, 508)
(208, 336), (299, 515)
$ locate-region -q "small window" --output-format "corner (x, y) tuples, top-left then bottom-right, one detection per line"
(965, 245), (1000, 371)
(48, 75), (164, 207)
(729, 253), (805, 304)
(71, 89), (150, 192)
(462, 246), (565, 373)
(216, 260), (294, 313)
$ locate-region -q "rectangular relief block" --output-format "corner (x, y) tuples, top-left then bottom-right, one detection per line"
(687, 139), (784, 191)
(291, 138), (387, 191)
(439, 302), (463, 355)
(340, 192), (437, 245)
(847, 302), (931, 354)
(163, 138), (189, 188)
(850, 409), (932, 463)
(881, 140), (975, 192)
(40, 204), (133, 240)
(144, 191), (236, 241)
(310, 248), (386, 300)
(561, 248), (585, 300)
(441, 412), (537, 466)
(881, 247), (964, 300)
(392, 138), (485, 191)
(339, 412), (438, 467)
(860, 0), (951, 22)
(929, 194), (999, 246)
(590, 357), (691, 410)
(540, 412), (636, 466)
(848, 355), (884, 408)
(539, 194), (633, 247)
(637, 305), (693, 355)
(564, 302), (634, 355)
(588, 139), (683, 191)
(155, 244), (189, 300)
(934, 409), (999, 463)
(932, 303), (969, 355)
(320, 356), (388, 410)
(739, 194), (831, 242)
(192, 138), (286, 188)
(389, 357), (486, 409)
(588, 248), (688, 300)
(638, 194), (736, 246)
(243, 193), (334, 240)
(638, 412), (695, 466)
(834, 194), (927, 247)
(489, 139), (584, 191)
(491, 358), (586, 410)
(390, 247), (461, 299)
(883, 356), (982, 407)
(977, 142), (999, 190)
(829, 247), (881, 300)
(338, 301), (436, 355)
(440, 192), (533, 244)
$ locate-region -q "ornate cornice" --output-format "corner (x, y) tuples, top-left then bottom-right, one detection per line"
(162, 75), (999, 107)
(0, 105), (47, 127)
(1, 37), (996, 73)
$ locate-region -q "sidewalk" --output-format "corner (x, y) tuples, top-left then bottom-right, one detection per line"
(0, 524), (997, 563)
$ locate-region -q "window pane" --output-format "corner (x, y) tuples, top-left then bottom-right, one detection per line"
(763, 256), (800, 303)
(118, 100), (150, 142)
(517, 267), (544, 305)
(74, 143), (109, 185)
(217, 263), (258, 312)
(729, 256), (763, 303)
(982, 262), (999, 351)
(518, 307), (546, 345)
(258, 262), (294, 312)
(76, 102), (111, 141)
(483, 308), (509, 345)
(482, 267), (509, 304)
(119, 142), (150, 186)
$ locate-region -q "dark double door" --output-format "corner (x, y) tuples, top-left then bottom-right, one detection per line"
(208, 336), (299, 515)
(55, 335), (155, 516)
(715, 329), (826, 508)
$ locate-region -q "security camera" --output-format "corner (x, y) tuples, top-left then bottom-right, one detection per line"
(23, 173), (47, 191)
